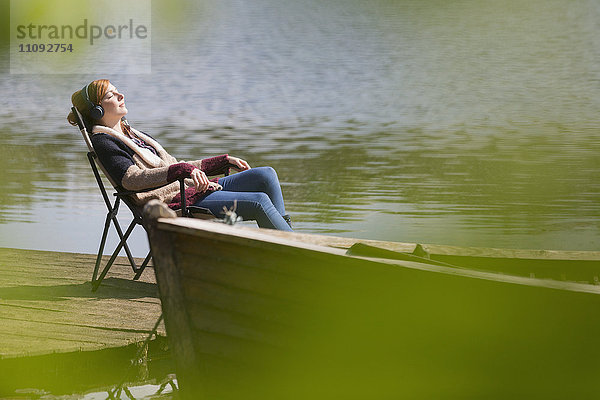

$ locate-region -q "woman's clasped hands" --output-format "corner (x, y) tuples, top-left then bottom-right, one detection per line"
(191, 168), (222, 193)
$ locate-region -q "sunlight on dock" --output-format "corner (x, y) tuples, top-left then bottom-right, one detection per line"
(0, 247), (165, 396)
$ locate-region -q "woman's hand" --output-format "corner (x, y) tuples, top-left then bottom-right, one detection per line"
(228, 156), (251, 172)
(191, 168), (209, 192)
(191, 168), (222, 192)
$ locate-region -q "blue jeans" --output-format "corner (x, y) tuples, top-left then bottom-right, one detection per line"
(192, 167), (292, 231)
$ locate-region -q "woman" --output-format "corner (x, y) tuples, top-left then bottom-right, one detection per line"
(67, 79), (292, 231)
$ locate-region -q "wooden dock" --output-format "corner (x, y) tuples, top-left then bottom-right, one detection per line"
(0, 247), (169, 396)
(2, 236), (597, 360)
(2, 232), (599, 397)
(0, 247), (164, 359)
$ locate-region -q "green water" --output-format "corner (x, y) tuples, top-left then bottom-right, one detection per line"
(1, 0), (600, 253)
(1, 0), (599, 255)
(0, 335), (175, 399)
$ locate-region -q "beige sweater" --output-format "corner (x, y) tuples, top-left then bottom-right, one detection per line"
(90, 125), (230, 208)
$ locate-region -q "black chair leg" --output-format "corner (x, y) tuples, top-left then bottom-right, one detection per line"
(92, 193), (152, 290)
(133, 251), (152, 280)
(109, 214), (139, 273)
(93, 211), (114, 283)
(91, 219), (137, 292)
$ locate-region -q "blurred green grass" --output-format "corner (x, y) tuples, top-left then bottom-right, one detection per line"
(0, 0), (201, 74)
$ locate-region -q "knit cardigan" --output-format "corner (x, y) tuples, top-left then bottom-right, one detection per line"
(90, 129), (230, 210)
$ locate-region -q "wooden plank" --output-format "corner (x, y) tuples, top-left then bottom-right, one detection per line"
(168, 220), (600, 295)
(0, 298), (161, 332)
(0, 248), (163, 359)
(160, 219), (600, 261)
(246, 229), (418, 252)
(182, 279), (305, 327)
(144, 217), (202, 400)
(0, 319), (150, 357)
(158, 218), (349, 257)
(187, 302), (291, 347)
(176, 251), (325, 303)
(348, 242), (600, 284)
(175, 232), (358, 283)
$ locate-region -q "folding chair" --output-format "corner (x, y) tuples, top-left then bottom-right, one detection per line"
(71, 107), (224, 291)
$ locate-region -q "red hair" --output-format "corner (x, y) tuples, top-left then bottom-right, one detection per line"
(67, 79), (111, 128)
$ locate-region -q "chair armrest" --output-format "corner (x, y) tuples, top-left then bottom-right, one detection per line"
(114, 183), (174, 197)
(116, 165), (230, 197)
(115, 178), (195, 218)
(115, 166), (231, 218)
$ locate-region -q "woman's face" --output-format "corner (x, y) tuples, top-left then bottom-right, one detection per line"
(100, 83), (127, 120)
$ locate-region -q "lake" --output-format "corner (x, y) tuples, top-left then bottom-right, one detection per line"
(1, 0), (599, 258)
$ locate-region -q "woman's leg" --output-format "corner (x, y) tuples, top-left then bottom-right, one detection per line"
(193, 189), (293, 231)
(218, 167), (287, 216)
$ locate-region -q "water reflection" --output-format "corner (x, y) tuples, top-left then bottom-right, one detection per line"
(1, 0), (599, 252)
(0, 129), (71, 223)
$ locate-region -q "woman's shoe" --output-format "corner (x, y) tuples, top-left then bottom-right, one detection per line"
(283, 214), (292, 228)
